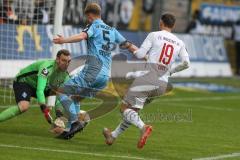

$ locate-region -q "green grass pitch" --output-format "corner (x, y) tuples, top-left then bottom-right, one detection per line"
(0, 78), (239, 160)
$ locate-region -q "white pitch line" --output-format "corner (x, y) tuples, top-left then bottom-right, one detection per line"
(193, 152), (240, 160)
(0, 144), (157, 160)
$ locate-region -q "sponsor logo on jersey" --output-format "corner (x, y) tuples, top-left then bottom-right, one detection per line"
(22, 92), (27, 98)
(41, 68), (49, 76)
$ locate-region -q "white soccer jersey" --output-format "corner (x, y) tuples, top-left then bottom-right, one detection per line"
(135, 30), (190, 82)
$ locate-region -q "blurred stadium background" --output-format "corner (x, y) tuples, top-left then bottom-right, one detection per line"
(0, 0), (239, 160)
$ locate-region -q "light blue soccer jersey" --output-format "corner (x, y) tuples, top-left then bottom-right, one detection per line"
(58, 19), (127, 129)
(82, 19), (126, 78)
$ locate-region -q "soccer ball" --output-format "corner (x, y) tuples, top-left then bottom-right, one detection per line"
(51, 110), (90, 135)
(51, 117), (68, 135)
(78, 110), (90, 125)
(54, 117), (66, 128)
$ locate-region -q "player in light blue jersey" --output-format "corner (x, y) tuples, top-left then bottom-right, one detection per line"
(53, 3), (137, 139)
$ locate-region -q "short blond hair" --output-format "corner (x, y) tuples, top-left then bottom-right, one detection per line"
(84, 3), (101, 16)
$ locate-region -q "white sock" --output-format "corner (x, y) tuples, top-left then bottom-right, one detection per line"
(123, 108), (145, 130)
(111, 120), (131, 138)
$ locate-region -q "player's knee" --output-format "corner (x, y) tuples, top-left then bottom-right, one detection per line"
(18, 101), (30, 112)
(119, 103), (140, 113)
(71, 95), (84, 102)
(120, 103), (128, 113)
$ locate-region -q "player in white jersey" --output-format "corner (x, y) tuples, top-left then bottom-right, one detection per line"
(103, 13), (190, 149)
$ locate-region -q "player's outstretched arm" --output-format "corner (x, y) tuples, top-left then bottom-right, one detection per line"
(169, 58), (190, 75)
(119, 41), (151, 61)
(132, 33), (154, 61)
(120, 41), (138, 53)
(169, 45), (190, 75)
(128, 43), (139, 53)
(37, 67), (53, 124)
(53, 32), (88, 44)
(115, 29), (140, 57)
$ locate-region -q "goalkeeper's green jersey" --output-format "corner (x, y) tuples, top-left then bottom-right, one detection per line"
(15, 60), (70, 104)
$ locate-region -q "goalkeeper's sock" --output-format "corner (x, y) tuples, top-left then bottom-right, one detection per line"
(111, 120), (131, 138)
(0, 106), (21, 122)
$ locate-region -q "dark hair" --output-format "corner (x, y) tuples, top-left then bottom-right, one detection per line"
(56, 49), (70, 57)
(84, 3), (101, 16)
(161, 13), (176, 28)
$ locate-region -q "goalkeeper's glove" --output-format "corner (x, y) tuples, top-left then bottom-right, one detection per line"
(40, 104), (53, 124)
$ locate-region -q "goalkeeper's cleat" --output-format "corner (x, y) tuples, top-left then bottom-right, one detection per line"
(103, 128), (115, 145)
(51, 117), (68, 135)
(57, 131), (74, 140)
(137, 125), (153, 149)
(58, 121), (84, 140)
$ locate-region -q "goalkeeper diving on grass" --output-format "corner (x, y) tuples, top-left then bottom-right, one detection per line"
(0, 49), (71, 125)
(53, 3), (137, 139)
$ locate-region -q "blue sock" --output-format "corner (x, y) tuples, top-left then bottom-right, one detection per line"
(58, 94), (80, 129)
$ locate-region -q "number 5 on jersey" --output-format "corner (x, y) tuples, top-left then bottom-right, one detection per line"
(159, 43), (174, 65)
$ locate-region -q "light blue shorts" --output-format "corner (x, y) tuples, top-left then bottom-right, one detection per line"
(62, 71), (109, 98)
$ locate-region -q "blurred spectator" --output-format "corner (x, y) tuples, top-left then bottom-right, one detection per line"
(33, 0), (50, 24)
(101, 0), (115, 26)
(14, 0), (34, 25)
(142, 0), (154, 14)
(118, 0), (134, 29)
(186, 10), (204, 34)
(62, 0), (87, 26)
(233, 21), (240, 41)
(140, 0), (154, 31)
(0, 0), (17, 24)
(233, 20), (240, 75)
(0, 0), (55, 25)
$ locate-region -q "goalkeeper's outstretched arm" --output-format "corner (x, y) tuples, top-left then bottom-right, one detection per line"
(36, 75), (53, 124)
(37, 65), (54, 124)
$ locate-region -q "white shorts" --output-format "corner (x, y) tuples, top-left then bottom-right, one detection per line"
(123, 64), (168, 109)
